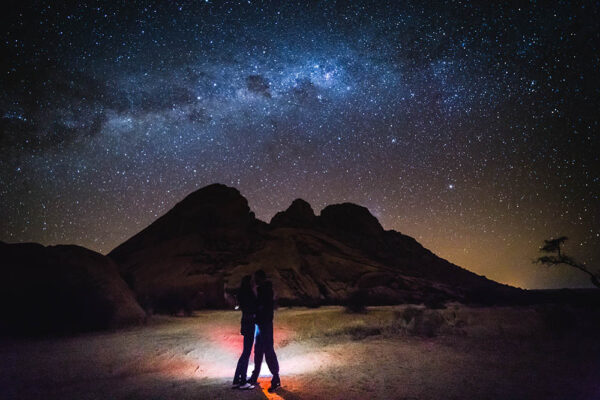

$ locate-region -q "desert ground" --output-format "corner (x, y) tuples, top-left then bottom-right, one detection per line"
(2, 305), (599, 400)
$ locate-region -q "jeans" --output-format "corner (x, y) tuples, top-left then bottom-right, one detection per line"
(251, 321), (280, 380)
(233, 331), (254, 384)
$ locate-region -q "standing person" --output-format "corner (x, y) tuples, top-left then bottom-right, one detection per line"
(232, 275), (257, 389)
(248, 269), (281, 392)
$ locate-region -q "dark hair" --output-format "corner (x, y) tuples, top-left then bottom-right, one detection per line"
(255, 269), (266, 282)
(240, 275), (252, 291)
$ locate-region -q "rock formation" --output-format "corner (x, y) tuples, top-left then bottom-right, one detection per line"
(110, 183), (521, 311)
(110, 184), (265, 312)
(0, 242), (145, 335)
(270, 199), (316, 229)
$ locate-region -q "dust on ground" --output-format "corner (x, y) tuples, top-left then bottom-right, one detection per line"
(1, 305), (599, 400)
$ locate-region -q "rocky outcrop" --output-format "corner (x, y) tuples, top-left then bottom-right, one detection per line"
(320, 203), (384, 236)
(110, 184), (266, 312)
(110, 184), (521, 310)
(0, 184), (523, 334)
(0, 242), (145, 335)
(270, 199), (316, 229)
(110, 184), (260, 261)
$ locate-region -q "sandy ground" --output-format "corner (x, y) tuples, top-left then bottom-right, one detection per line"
(1, 305), (599, 400)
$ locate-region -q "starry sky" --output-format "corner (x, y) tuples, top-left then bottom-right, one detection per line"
(1, 1), (599, 289)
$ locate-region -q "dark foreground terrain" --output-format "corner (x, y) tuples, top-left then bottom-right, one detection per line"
(2, 305), (600, 400)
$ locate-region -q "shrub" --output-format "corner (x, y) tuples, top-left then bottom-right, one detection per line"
(396, 306), (424, 324)
(147, 286), (204, 316)
(343, 325), (382, 340)
(396, 306), (446, 337)
(324, 322), (382, 340)
(304, 297), (323, 308)
(345, 289), (368, 313)
(424, 295), (447, 310)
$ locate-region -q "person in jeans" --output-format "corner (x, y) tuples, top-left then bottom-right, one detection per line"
(248, 269), (280, 393)
(232, 275), (257, 389)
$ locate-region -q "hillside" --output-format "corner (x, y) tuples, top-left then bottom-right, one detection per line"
(0, 242), (145, 334)
(109, 184), (521, 311)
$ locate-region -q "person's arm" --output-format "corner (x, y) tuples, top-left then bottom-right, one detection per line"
(256, 286), (266, 313)
(249, 291), (258, 314)
(258, 283), (274, 313)
(266, 284), (274, 311)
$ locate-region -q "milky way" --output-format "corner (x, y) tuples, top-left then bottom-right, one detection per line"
(1, 1), (599, 289)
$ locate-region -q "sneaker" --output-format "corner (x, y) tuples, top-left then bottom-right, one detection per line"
(268, 380), (281, 393)
(239, 382), (255, 390)
(231, 382), (240, 389)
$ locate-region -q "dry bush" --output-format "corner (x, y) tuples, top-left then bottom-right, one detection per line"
(280, 306), (471, 344)
(424, 295), (448, 310)
(142, 285), (205, 316)
(344, 289), (368, 313)
(394, 306), (447, 337)
(327, 323), (383, 340)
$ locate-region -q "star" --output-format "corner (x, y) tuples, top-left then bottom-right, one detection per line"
(0, 0), (598, 290)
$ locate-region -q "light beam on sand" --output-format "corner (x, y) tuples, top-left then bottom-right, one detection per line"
(155, 323), (343, 382)
(257, 378), (285, 400)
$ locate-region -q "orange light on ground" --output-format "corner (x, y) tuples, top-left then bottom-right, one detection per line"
(257, 377), (285, 400)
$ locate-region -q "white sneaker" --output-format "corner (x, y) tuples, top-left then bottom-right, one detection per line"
(239, 383), (255, 390)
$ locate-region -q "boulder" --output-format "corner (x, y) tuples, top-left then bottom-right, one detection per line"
(0, 242), (145, 335)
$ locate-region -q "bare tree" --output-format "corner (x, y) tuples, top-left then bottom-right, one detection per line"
(535, 236), (600, 289)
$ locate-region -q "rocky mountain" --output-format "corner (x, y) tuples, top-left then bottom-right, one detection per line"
(0, 242), (145, 335)
(109, 184), (521, 312)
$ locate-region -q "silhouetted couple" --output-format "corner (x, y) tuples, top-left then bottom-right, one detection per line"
(232, 269), (281, 392)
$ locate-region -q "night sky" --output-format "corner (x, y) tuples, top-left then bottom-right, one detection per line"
(1, 1), (599, 289)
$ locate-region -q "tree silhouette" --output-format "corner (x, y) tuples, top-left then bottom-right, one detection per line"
(534, 236), (600, 289)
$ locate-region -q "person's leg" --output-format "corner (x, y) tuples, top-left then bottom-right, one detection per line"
(233, 365), (241, 385)
(249, 325), (263, 382)
(262, 321), (280, 380)
(261, 321), (281, 392)
(235, 331), (254, 384)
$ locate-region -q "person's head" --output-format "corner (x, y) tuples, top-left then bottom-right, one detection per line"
(240, 275), (252, 292)
(254, 269), (267, 285)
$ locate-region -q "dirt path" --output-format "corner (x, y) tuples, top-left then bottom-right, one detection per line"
(1, 306), (599, 399)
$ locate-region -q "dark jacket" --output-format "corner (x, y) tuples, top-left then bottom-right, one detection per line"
(256, 281), (274, 325)
(238, 287), (257, 336)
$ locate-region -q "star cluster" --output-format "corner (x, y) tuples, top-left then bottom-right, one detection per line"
(1, 1), (599, 288)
